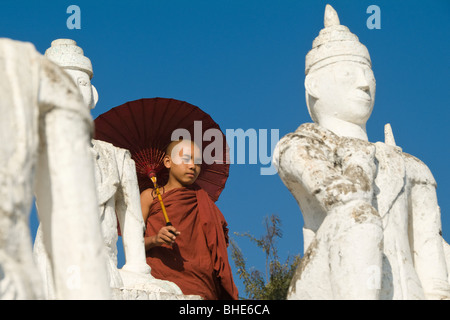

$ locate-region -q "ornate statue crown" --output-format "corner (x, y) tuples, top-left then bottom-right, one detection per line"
(45, 39), (93, 79)
(305, 5), (371, 75)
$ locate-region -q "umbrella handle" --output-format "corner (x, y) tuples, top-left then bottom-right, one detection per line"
(150, 176), (173, 227)
(165, 221), (177, 236)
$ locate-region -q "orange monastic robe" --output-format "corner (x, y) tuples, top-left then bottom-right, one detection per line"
(144, 185), (238, 300)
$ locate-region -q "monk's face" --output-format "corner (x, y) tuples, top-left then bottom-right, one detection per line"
(165, 140), (202, 186)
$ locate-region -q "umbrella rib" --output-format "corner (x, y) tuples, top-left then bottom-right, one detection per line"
(198, 176), (226, 187)
(125, 102), (143, 145)
(97, 115), (139, 153)
(153, 98), (168, 147)
(111, 107), (142, 151)
(201, 167), (229, 175)
(143, 98), (154, 146)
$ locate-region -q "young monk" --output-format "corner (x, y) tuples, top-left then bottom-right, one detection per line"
(141, 139), (238, 300)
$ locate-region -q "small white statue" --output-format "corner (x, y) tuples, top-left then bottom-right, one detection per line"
(0, 38), (110, 299)
(273, 5), (450, 300)
(34, 39), (185, 299)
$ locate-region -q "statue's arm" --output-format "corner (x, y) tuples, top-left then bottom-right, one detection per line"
(274, 131), (375, 212)
(115, 149), (151, 274)
(408, 157), (450, 299)
(36, 57), (110, 298)
(275, 128), (383, 300)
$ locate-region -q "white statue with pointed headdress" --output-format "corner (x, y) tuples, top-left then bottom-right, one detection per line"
(33, 39), (193, 300)
(273, 5), (450, 300)
(0, 38), (110, 299)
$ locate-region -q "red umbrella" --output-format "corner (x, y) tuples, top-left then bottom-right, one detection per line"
(94, 98), (230, 205)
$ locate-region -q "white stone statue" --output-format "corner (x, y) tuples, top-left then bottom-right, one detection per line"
(0, 38), (110, 299)
(273, 5), (450, 300)
(34, 39), (191, 300)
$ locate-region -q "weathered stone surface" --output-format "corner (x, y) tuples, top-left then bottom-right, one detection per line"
(274, 5), (450, 300)
(0, 38), (110, 299)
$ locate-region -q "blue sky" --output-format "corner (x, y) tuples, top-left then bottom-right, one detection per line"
(4, 0), (449, 298)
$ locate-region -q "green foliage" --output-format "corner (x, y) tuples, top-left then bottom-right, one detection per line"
(230, 214), (301, 300)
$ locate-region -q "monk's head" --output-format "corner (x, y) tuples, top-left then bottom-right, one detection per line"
(164, 139), (202, 187)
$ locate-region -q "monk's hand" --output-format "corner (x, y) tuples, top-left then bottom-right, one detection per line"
(156, 226), (180, 246)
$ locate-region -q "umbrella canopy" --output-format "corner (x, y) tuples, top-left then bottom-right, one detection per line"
(94, 97), (229, 202)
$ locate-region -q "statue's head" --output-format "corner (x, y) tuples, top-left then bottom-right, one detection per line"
(45, 39), (98, 109)
(305, 5), (375, 133)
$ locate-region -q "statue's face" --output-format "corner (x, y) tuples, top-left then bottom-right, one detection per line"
(306, 61), (375, 126)
(65, 69), (98, 109)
